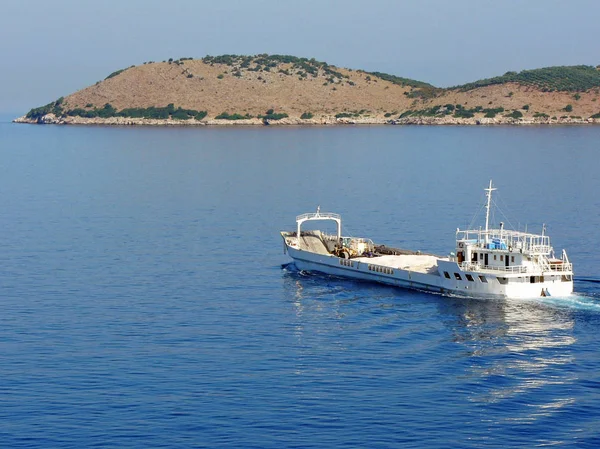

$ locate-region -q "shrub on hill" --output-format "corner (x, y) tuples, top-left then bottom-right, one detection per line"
(366, 71), (433, 89)
(300, 112), (314, 119)
(95, 103), (117, 118)
(201, 54), (348, 80)
(25, 97), (64, 120)
(259, 109), (288, 120)
(215, 112), (253, 120)
(505, 110), (523, 119)
(64, 104), (207, 121)
(454, 65), (600, 92)
(105, 66), (134, 80)
(454, 109), (475, 118)
(483, 107), (504, 118)
(335, 109), (369, 118)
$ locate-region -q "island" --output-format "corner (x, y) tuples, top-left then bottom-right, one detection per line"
(14, 54), (600, 126)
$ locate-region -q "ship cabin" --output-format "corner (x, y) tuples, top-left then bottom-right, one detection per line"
(454, 224), (572, 279)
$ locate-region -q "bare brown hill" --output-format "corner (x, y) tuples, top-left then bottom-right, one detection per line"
(16, 55), (600, 125)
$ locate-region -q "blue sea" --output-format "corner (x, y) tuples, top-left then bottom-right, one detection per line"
(1, 115), (599, 448)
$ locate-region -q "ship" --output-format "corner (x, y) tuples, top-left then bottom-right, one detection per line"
(280, 181), (573, 299)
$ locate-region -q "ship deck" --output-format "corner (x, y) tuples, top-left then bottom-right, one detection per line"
(354, 254), (443, 275)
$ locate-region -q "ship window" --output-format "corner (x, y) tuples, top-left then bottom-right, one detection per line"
(500, 255), (504, 262)
(478, 275), (487, 283)
(466, 274), (474, 282)
(454, 273), (462, 280)
(444, 271), (451, 279)
(511, 256), (515, 263)
(479, 253), (483, 260)
(494, 255), (497, 261)
(497, 277), (508, 285)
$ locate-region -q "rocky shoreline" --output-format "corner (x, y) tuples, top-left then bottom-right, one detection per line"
(13, 113), (600, 127)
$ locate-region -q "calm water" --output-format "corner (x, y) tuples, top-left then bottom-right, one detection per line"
(1, 117), (600, 448)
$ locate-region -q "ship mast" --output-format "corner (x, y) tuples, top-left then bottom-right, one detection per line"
(484, 180), (496, 244)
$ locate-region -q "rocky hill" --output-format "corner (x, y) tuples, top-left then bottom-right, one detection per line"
(15, 55), (600, 126)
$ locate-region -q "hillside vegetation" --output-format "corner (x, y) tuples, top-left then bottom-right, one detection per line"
(454, 65), (600, 92)
(19, 55), (600, 125)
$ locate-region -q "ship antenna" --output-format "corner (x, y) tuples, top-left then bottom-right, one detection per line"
(484, 180), (496, 244)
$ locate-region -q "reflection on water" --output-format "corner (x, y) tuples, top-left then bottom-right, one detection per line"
(440, 296), (577, 428)
(283, 266), (585, 442)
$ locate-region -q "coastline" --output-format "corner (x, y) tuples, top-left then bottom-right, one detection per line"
(12, 113), (600, 127)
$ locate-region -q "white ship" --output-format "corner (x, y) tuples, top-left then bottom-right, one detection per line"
(280, 181), (573, 299)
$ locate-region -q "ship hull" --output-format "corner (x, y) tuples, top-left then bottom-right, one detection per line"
(285, 243), (573, 299)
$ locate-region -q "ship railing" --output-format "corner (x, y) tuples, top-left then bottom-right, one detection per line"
(457, 229), (552, 253)
(460, 262), (573, 274)
(296, 212), (341, 222)
(458, 228), (549, 240)
(461, 263), (529, 274)
(548, 262), (573, 272)
(528, 245), (552, 254)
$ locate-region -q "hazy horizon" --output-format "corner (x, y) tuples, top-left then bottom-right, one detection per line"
(2, 0), (599, 114)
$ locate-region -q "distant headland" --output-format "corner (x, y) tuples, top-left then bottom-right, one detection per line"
(14, 54), (600, 126)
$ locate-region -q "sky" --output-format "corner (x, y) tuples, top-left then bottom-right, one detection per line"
(1, 0), (598, 114)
